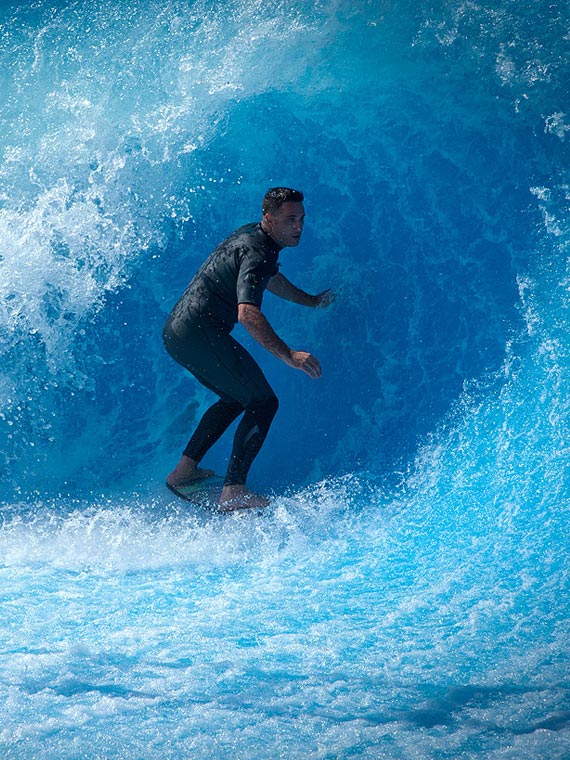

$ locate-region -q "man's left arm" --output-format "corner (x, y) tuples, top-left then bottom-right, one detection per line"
(267, 272), (335, 308)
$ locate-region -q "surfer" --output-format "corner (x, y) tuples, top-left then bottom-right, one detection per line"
(162, 187), (334, 510)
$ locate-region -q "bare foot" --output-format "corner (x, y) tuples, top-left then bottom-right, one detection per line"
(166, 455), (215, 488)
(219, 485), (270, 511)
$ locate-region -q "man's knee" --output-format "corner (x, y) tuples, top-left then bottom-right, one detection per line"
(248, 395), (279, 427)
(264, 395), (279, 416)
(260, 395), (279, 417)
(219, 398), (244, 415)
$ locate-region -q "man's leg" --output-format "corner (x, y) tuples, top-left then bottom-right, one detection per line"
(225, 397), (279, 485)
(184, 398), (244, 462)
(219, 396), (279, 509)
(163, 321), (278, 506)
(167, 398), (243, 488)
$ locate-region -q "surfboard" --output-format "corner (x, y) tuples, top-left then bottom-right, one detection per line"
(166, 475), (225, 510)
(166, 476), (269, 513)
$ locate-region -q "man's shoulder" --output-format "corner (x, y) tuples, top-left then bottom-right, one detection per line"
(231, 222), (279, 258)
(212, 222), (278, 274)
(225, 222), (263, 247)
(204, 223), (255, 263)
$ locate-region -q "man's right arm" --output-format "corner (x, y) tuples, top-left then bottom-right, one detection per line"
(237, 303), (322, 379)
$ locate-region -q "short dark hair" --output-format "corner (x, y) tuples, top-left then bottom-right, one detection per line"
(262, 187), (304, 215)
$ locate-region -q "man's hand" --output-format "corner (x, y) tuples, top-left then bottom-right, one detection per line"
(288, 350), (322, 379)
(313, 289), (336, 308)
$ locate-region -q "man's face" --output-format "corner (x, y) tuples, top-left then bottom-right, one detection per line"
(263, 201), (305, 248)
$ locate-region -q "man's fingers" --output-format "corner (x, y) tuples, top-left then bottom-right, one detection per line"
(303, 354), (322, 378)
(290, 350), (322, 378)
(316, 289), (336, 308)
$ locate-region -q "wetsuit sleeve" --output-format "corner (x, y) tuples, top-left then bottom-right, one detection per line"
(236, 250), (279, 307)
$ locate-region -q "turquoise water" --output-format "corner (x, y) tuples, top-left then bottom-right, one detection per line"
(1, 1), (569, 757)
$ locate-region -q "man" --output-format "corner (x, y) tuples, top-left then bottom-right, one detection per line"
(162, 187), (334, 510)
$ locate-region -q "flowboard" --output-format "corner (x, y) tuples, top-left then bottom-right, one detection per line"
(167, 476), (269, 513)
(166, 475), (225, 510)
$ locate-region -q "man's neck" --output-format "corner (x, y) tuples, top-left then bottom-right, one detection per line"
(260, 221), (282, 249)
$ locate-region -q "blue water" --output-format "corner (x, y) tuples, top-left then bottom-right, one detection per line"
(1, 0), (569, 757)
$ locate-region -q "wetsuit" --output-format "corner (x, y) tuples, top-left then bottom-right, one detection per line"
(162, 223), (281, 485)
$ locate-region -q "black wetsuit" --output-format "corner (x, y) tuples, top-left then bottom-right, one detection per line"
(163, 223), (281, 485)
